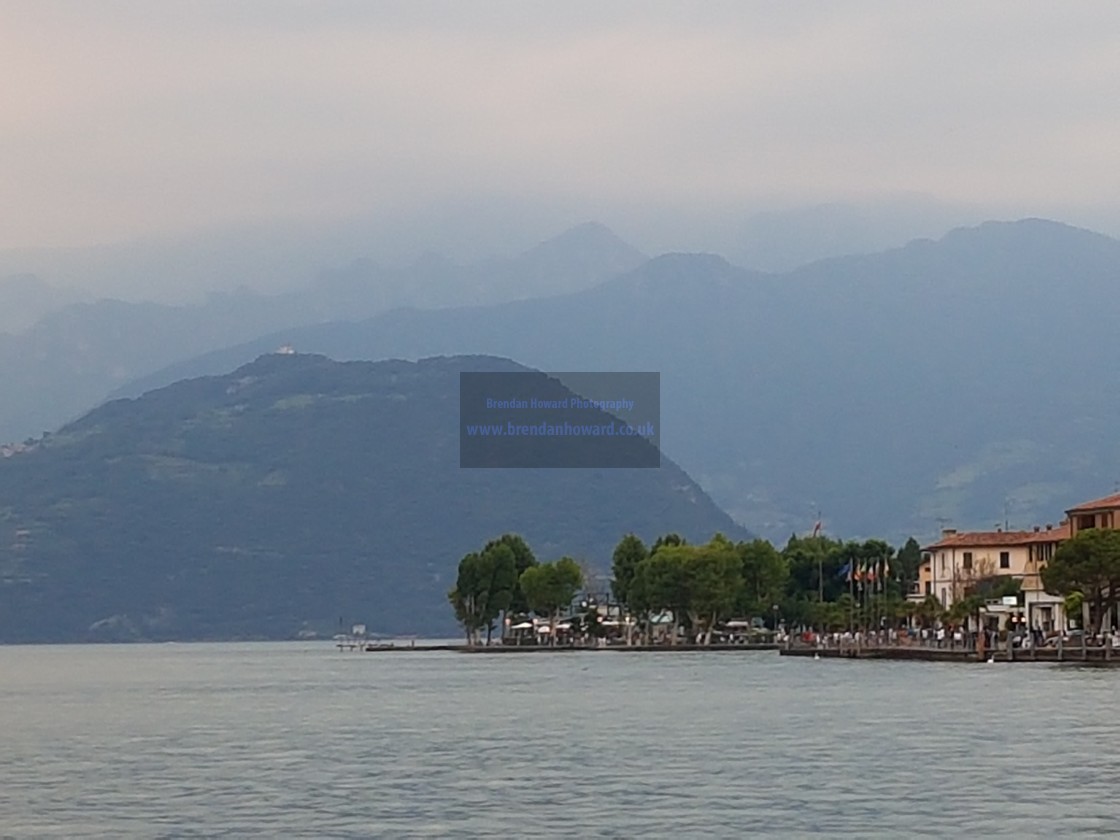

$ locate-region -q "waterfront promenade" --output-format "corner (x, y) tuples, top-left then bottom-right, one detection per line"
(781, 634), (1120, 664)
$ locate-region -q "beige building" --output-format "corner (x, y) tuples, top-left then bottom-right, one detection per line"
(912, 490), (1120, 632)
(1067, 492), (1120, 536)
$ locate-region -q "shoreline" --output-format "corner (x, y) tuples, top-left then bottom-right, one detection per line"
(779, 644), (1120, 664)
(347, 641), (1120, 664)
(349, 642), (782, 653)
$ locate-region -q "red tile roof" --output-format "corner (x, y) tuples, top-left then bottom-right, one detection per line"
(923, 524), (1069, 552)
(1022, 522), (1071, 543)
(1067, 493), (1120, 513)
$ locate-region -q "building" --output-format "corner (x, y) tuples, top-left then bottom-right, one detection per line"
(912, 490), (1120, 632)
(1066, 492), (1120, 536)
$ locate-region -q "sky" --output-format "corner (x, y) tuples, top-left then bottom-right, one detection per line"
(3, 1), (1120, 269)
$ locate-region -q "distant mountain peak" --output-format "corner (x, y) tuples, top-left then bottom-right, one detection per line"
(938, 217), (1118, 248)
(521, 220), (645, 263)
(606, 251), (749, 297)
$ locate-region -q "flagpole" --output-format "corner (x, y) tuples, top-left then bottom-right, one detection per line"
(848, 559), (854, 634)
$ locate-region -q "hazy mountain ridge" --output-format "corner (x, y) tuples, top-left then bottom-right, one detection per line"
(0, 222), (645, 443)
(0, 352), (745, 642)
(110, 218), (1120, 542)
(0, 273), (85, 335)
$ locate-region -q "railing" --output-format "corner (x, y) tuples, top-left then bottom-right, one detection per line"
(788, 629), (1120, 662)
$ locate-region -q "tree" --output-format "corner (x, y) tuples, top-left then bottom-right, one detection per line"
(519, 557), (584, 643)
(631, 536), (743, 645)
(447, 543), (516, 645)
(685, 537), (742, 644)
(915, 594), (943, 628)
(650, 533), (686, 553)
(637, 546), (691, 645)
(737, 539), (787, 623)
(611, 533), (647, 611)
(480, 543), (517, 644)
(483, 533), (537, 617)
(896, 537), (922, 594)
(448, 552), (488, 646)
(1042, 529), (1120, 636)
(783, 534), (845, 605)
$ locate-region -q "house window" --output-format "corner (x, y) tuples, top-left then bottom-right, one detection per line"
(925, 581), (931, 595)
(1000, 551), (1010, 569)
(963, 552), (973, 571)
(1078, 514), (1096, 531)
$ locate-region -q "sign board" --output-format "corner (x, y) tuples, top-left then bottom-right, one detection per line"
(1001, 596), (1018, 607)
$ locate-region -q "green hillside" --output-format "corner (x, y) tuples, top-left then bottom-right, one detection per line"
(0, 353), (745, 641)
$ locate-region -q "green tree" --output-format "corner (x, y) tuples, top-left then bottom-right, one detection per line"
(519, 557), (584, 643)
(447, 543), (516, 645)
(783, 534), (845, 605)
(628, 558), (654, 643)
(896, 537), (922, 594)
(685, 537), (743, 644)
(631, 536), (743, 645)
(483, 533), (537, 616)
(1042, 529), (1120, 636)
(480, 543), (517, 644)
(650, 533), (686, 553)
(737, 539), (788, 623)
(611, 533), (648, 611)
(448, 552), (488, 645)
(638, 546), (692, 645)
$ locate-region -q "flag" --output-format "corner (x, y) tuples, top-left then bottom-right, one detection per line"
(812, 520), (822, 538)
(838, 561), (853, 581)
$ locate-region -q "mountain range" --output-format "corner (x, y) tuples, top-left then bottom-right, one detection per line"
(111, 219), (1120, 543)
(0, 222), (644, 443)
(0, 353), (744, 642)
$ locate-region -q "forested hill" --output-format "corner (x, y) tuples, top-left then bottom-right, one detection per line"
(0, 353), (746, 642)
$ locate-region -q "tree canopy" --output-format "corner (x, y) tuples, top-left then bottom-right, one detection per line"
(448, 541), (517, 645)
(1042, 529), (1120, 635)
(453, 529), (933, 645)
(519, 557), (584, 641)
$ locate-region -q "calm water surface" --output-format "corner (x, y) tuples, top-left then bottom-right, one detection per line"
(2, 643), (1119, 838)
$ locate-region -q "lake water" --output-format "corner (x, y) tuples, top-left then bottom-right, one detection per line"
(2, 643), (1119, 838)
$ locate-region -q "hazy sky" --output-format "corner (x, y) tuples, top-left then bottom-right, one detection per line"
(3, 1), (1120, 252)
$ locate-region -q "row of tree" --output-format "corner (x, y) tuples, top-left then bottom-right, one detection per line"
(447, 534), (583, 645)
(449, 529), (924, 645)
(449, 526), (1120, 644)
